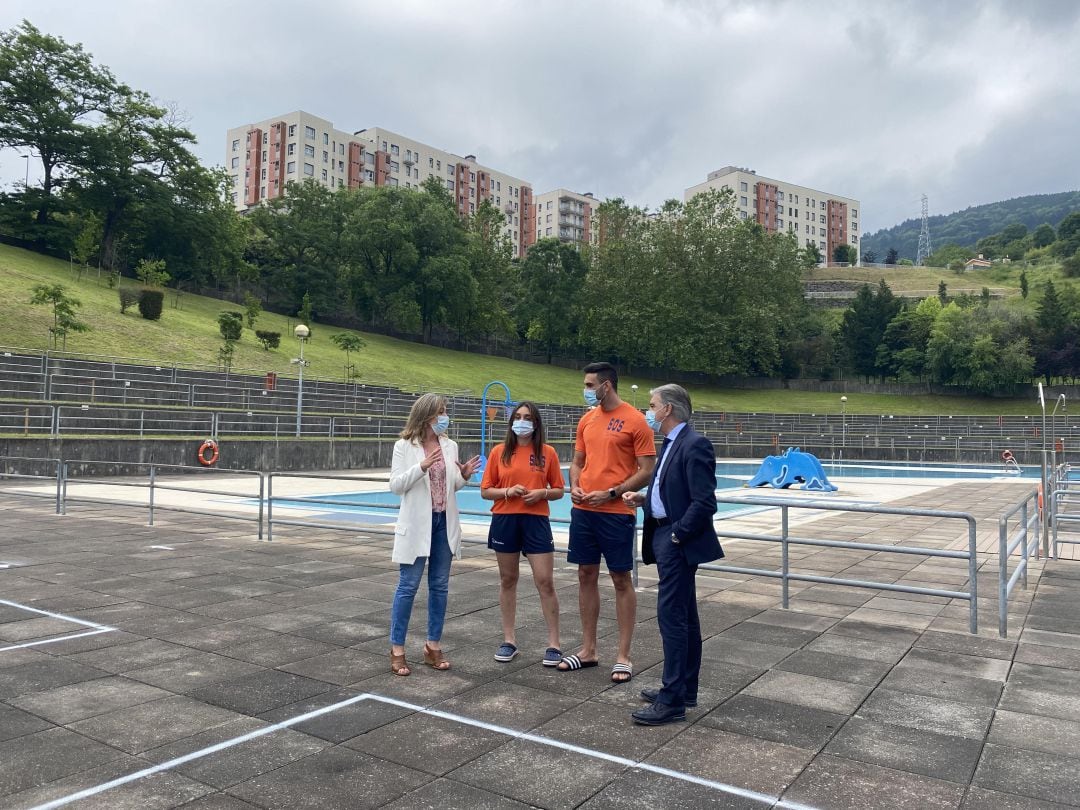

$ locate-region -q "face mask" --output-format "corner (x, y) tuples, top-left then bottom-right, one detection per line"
(432, 414), (450, 435)
(584, 382), (605, 407)
(645, 408), (664, 432)
(511, 419), (534, 437)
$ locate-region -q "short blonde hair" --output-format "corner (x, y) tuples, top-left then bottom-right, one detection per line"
(400, 393), (447, 442)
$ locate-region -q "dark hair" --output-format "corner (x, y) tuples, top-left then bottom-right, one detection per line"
(501, 401), (545, 467)
(583, 361), (618, 391)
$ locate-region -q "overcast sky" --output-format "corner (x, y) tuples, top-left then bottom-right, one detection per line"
(2, 0), (1079, 234)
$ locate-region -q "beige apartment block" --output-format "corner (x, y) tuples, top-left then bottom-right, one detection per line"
(225, 111), (534, 257)
(532, 188), (601, 248)
(685, 166), (860, 262)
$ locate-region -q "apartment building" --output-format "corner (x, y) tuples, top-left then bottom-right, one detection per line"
(532, 189), (600, 248)
(225, 111), (534, 257)
(685, 166), (860, 261)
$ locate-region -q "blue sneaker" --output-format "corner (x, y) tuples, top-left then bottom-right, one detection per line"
(494, 642), (518, 662)
(543, 647), (563, 667)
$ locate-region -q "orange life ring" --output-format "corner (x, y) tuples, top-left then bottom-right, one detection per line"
(1001, 450), (1014, 462)
(198, 439), (219, 467)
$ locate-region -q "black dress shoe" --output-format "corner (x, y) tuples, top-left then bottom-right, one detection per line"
(632, 701), (686, 725)
(640, 687), (697, 708)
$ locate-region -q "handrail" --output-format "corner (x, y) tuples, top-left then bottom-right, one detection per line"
(998, 489), (1041, 636)
(0, 456), (63, 514)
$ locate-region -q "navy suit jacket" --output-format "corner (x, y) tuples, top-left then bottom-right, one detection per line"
(642, 425), (724, 567)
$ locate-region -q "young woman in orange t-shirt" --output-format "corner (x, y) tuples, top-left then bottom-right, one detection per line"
(480, 402), (566, 666)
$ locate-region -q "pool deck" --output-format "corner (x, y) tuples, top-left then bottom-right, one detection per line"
(3, 477), (1080, 809)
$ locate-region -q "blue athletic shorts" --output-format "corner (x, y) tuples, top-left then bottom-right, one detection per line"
(488, 513), (555, 556)
(568, 508), (636, 572)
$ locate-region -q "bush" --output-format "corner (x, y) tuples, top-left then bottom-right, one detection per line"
(118, 288), (138, 314)
(1063, 251), (1080, 278)
(255, 330), (281, 350)
(218, 311), (243, 342)
(138, 289), (164, 320)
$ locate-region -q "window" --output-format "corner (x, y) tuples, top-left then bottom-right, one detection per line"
(447, 180), (455, 191)
(381, 140), (387, 150)
(231, 157), (239, 168)
(230, 191), (237, 203)
(740, 196), (748, 206)
(819, 214), (825, 224)
(390, 144), (399, 155)
(388, 177), (397, 186)
(323, 151), (329, 163)
(777, 191), (784, 202)
(261, 150), (267, 161)
(470, 171), (476, 183)
(496, 181), (501, 191)
(852, 209), (858, 218)
(437, 160), (441, 170)
(338, 160), (344, 171)
(805, 224), (810, 234)
(262, 133), (268, 144)
(447, 165), (454, 176)
(429, 157), (434, 167)
(365, 152), (375, 165)
(470, 202), (475, 213)
(819, 240), (826, 249)
(546, 227), (552, 236)
(365, 170), (374, 182)
(852, 235), (859, 243)
(390, 161), (399, 172)
(739, 211), (747, 219)
(322, 169), (328, 181)
(287, 143), (295, 155)
(260, 167), (266, 179)
(323, 132), (328, 144)
(777, 219), (784, 229)
(546, 214), (552, 223)
(821, 201), (827, 210)
(339, 144), (344, 155)
(287, 161), (296, 174)
(740, 181), (748, 191)
(793, 195), (799, 204)
(231, 139), (239, 151)
(304, 144), (315, 158)
(305, 126), (315, 140)
(304, 163), (314, 176)
(288, 124), (296, 137)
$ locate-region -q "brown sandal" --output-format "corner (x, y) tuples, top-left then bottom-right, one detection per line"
(423, 643), (451, 671)
(390, 651), (411, 676)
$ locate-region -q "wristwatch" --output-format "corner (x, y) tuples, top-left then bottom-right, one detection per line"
(608, 487), (618, 500)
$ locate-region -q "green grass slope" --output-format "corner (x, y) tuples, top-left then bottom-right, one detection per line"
(0, 243), (1043, 416)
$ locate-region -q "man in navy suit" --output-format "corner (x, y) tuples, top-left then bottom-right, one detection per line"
(623, 384), (723, 725)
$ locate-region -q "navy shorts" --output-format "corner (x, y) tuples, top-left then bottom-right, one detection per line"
(568, 508), (636, 572)
(488, 513), (555, 556)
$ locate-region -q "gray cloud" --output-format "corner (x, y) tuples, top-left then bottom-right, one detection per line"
(1, 0), (1078, 234)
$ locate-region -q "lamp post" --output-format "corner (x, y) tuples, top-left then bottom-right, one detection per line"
(292, 324), (310, 438)
(631, 384), (639, 409)
(840, 396), (847, 473)
(22, 154), (29, 189)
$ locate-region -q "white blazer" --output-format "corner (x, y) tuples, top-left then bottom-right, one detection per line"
(388, 436), (468, 564)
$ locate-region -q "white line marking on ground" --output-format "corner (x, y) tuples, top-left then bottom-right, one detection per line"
(0, 598), (114, 630)
(0, 628), (114, 652)
(149, 545), (175, 551)
(0, 598), (117, 654)
(0, 563), (15, 568)
(29, 692), (821, 810)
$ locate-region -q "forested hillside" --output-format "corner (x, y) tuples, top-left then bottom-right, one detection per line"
(861, 191), (1080, 261)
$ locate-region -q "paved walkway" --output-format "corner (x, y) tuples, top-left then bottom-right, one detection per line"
(1, 480), (1078, 809)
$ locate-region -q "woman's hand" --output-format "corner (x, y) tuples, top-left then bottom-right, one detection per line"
(522, 488), (547, 505)
(420, 446), (443, 472)
(457, 455), (481, 478)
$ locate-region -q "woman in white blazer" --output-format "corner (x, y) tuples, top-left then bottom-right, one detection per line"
(388, 393), (480, 676)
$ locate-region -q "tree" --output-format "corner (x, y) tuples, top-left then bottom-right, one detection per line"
(137, 289), (163, 320)
(71, 214), (100, 281)
(1063, 250), (1080, 279)
(1033, 223), (1056, 248)
(217, 339), (236, 372)
(330, 332), (367, 380)
(519, 238), (586, 362)
(938, 280), (948, 304)
(30, 283), (89, 349)
(118, 287), (138, 313)
(839, 280), (901, 380)
(861, 250), (878, 263)
(885, 247), (899, 265)
(242, 293), (261, 329)
(297, 292), (314, 335)
(1020, 270), (1029, 298)
(0, 21), (119, 238)
(255, 330), (281, 351)
(804, 243), (823, 265)
(833, 244), (857, 264)
(217, 311), (243, 343)
(134, 257), (169, 288)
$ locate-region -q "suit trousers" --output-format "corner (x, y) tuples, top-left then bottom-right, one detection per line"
(652, 524), (701, 707)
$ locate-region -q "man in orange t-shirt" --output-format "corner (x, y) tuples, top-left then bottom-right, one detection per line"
(559, 362), (656, 683)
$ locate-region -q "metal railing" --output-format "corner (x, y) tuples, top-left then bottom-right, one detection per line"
(58, 459), (264, 536)
(699, 495), (980, 633)
(0, 456), (63, 513)
(998, 489), (1041, 637)
(1051, 472), (1080, 559)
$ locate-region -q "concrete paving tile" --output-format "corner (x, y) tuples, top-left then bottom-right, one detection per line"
(741, 669), (871, 714)
(287, 615), (389, 645)
(0, 646), (53, 669)
(897, 646), (1012, 682)
(437, 680), (582, 732)
(1014, 642), (1080, 670)
(68, 694), (245, 754)
(916, 629), (1017, 660)
(225, 745), (431, 809)
(168, 794), (263, 809)
(577, 767), (771, 810)
(989, 709), (1080, 757)
(1018, 628), (1080, 651)
(125, 651), (265, 692)
(0, 657), (110, 700)
(258, 689), (410, 742)
(0, 616), (85, 642)
(962, 786), (1073, 809)
(825, 716), (982, 783)
(278, 648), (388, 686)
(774, 649), (891, 686)
(827, 617), (921, 645)
(781, 753), (966, 809)
(157, 622), (279, 652)
(700, 635), (795, 669)
(449, 737), (626, 810)
(1007, 662), (1080, 694)
(215, 635), (342, 668)
(0, 726), (128, 796)
(644, 725), (813, 797)
(718, 620), (823, 648)
(536, 699), (687, 760)
(973, 742), (1080, 806)
(346, 712), (507, 775)
(499, 658), (623, 700)
(743, 608), (839, 633)
(845, 607), (936, 630)
(699, 693), (847, 751)
(880, 662), (1003, 707)
(64, 638), (196, 673)
(805, 632), (911, 663)
(187, 669), (333, 716)
(380, 777), (534, 809)
(144, 720), (329, 789)
(0, 702), (54, 742)
(9, 675), (171, 724)
(857, 688), (994, 739)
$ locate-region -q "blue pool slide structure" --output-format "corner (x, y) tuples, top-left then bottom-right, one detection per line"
(746, 447), (838, 492)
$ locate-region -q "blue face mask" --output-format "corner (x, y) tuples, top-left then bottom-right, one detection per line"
(583, 388), (598, 407)
(511, 419), (534, 437)
(645, 409), (662, 432)
(432, 414), (450, 435)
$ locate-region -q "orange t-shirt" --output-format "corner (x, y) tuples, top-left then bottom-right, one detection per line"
(574, 402), (656, 514)
(481, 443), (565, 516)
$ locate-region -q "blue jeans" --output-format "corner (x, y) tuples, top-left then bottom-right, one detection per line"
(390, 511), (452, 646)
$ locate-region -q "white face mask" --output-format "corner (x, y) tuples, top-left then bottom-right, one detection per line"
(511, 419), (534, 437)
